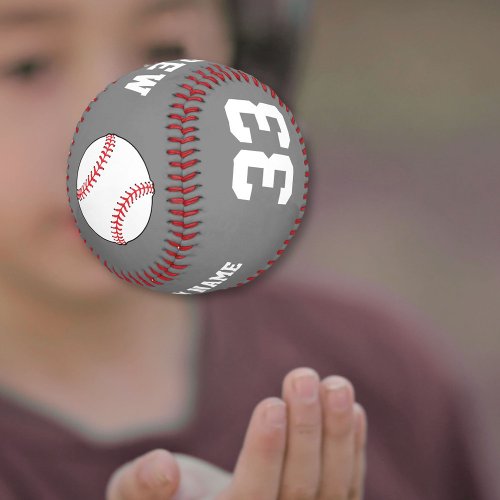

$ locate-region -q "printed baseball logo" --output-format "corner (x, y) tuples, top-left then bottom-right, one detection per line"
(76, 134), (154, 245)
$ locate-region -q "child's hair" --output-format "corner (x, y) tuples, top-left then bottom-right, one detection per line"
(226, 0), (316, 104)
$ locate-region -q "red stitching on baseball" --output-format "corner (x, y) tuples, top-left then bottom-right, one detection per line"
(110, 181), (155, 245)
(76, 134), (116, 201)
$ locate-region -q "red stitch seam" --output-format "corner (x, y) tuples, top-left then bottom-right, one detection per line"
(76, 133), (116, 201)
(110, 181), (155, 245)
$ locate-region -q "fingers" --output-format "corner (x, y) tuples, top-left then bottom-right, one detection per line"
(106, 448), (180, 500)
(314, 376), (368, 500)
(219, 397), (287, 500)
(317, 376), (356, 499)
(278, 367), (322, 500)
(221, 368), (368, 500)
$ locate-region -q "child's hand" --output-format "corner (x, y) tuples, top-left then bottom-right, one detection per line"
(106, 450), (232, 500)
(220, 367), (367, 500)
(106, 367), (368, 500)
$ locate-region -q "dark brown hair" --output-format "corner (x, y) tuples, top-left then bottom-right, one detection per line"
(224, 0), (315, 105)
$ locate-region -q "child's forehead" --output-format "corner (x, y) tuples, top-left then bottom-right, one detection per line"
(0, 0), (205, 26)
(0, 1), (67, 27)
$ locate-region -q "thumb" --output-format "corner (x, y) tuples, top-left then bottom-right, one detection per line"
(106, 448), (181, 500)
(170, 453), (232, 500)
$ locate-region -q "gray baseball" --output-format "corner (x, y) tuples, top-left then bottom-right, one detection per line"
(66, 59), (309, 295)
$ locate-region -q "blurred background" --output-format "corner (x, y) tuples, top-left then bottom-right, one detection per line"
(2, 0), (497, 495)
(268, 0), (500, 487)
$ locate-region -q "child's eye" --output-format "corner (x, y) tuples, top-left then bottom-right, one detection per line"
(3, 57), (52, 82)
(146, 44), (186, 62)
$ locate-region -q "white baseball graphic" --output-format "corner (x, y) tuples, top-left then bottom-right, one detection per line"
(76, 134), (154, 245)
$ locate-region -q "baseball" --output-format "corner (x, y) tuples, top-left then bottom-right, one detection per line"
(66, 59), (309, 295)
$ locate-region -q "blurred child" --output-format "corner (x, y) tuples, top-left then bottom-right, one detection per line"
(0, 0), (494, 498)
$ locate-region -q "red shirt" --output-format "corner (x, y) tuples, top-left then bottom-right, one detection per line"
(0, 275), (495, 499)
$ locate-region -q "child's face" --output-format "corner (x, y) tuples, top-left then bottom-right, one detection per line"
(0, 0), (233, 301)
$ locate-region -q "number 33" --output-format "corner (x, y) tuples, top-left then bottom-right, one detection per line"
(224, 99), (294, 205)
